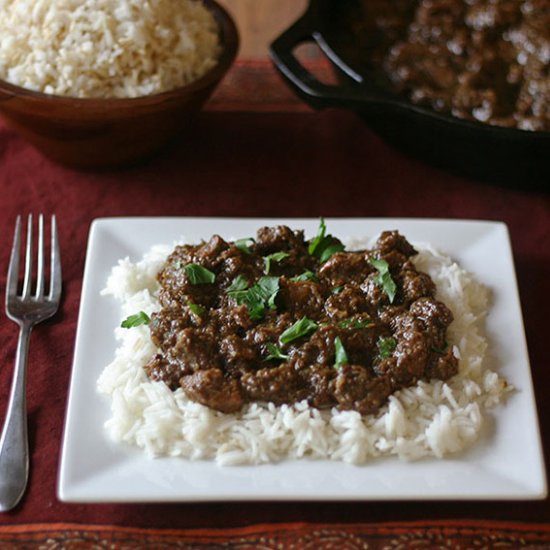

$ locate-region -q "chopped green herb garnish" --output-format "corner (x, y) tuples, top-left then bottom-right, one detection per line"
(369, 257), (397, 303)
(308, 218), (345, 262)
(264, 251), (290, 274)
(279, 316), (318, 344)
(234, 237), (254, 255)
(319, 243), (345, 263)
(184, 263), (216, 285)
(431, 342), (449, 354)
(338, 318), (372, 329)
(226, 274), (249, 295)
(121, 311), (150, 328)
(258, 276), (280, 310)
(264, 343), (290, 362)
(377, 336), (397, 359)
(173, 260), (182, 269)
(332, 285), (344, 294)
(308, 218), (327, 255)
(290, 270), (319, 282)
(229, 276), (280, 320)
(187, 302), (205, 317)
(334, 336), (348, 368)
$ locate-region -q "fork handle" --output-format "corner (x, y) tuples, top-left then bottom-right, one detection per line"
(0, 322), (31, 512)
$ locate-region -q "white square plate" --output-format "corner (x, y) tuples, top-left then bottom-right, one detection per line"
(58, 218), (547, 502)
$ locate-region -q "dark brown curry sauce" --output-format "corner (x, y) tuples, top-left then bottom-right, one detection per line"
(144, 225), (457, 415)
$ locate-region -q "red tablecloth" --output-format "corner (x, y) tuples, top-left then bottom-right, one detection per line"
(0, 61), (548, 548)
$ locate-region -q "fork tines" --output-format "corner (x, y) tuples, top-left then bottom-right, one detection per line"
(6, 214), (61, 306)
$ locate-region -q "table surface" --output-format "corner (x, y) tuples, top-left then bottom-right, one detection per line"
(0, 5), (549, 548)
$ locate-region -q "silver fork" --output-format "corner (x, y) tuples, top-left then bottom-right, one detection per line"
(0, 215), (61, 511)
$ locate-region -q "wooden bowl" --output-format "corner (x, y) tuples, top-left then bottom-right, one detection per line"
(0, 0), (238, 169)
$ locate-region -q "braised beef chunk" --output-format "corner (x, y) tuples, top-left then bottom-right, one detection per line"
(180, 369), (244, 413)
(145, 225), (458, 414)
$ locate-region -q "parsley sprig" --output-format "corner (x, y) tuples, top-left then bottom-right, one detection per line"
(226, 274), (249, 295)
(369, 257), (397, 303)
(308, 218), (345, 263)
(227, 275), (280, 320)
(338, 317), (372, 330)
(187, 302), (205, 317)
(377, 336), (397, 359)
(121, 311), (150, 328)
(334, 336), (349, 368)
(279, 316), (318, 344)
(234, 237), (254, 255)
(264, 343), (290, 362)
(431, 342), (449, 354)
(184, 263), (216, 285)
(264, 251), (290, 274)
(290, 270), (319, 282)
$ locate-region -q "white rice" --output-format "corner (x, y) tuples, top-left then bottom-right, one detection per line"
(98, 237), (511, 465)
(0, 0), (220, 98)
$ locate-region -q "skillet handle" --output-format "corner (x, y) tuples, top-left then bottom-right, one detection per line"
(269, 4), (373, 111)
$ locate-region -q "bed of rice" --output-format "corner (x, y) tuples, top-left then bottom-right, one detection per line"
(98, 237), (511, 465)
(0, 0), (220, 98)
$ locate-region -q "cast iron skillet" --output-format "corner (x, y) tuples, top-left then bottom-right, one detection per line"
(270, 0), (549, 185)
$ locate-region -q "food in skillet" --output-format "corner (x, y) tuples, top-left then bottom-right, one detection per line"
(348, 0), (549, 131)
(99, 221), (510, 464)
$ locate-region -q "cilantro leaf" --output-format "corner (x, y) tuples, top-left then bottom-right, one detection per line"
(369, 257), (389, 272)
(334, 336), (349, 368)
(234, 237), (254, 255)
(319, 243), (345, 263)
(256, 276), (280, 309)
(308, 218), (345, 262)
(121, 311), (150, 328)
(290, 270), (319, 282)
(264, 343), (290, 361)
(279, 317), (318, 344)
(308, 217), (327, 256)
(263, 251), (290, 274)
(338, 317), (372, 329)
(369, 257), (397, 303)
(184, 263), (216, 285)
(431, 342), (449, 354)
(247, 303), (265, 320)
(229, 276), (280, 320)
(187, 302), (205, 317)
(226, 274), (249, 295)
(332, 285), (344, 294)
(377, 336), (397, 359)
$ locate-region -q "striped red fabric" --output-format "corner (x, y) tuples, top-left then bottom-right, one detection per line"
(0, 521), (549, 548)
